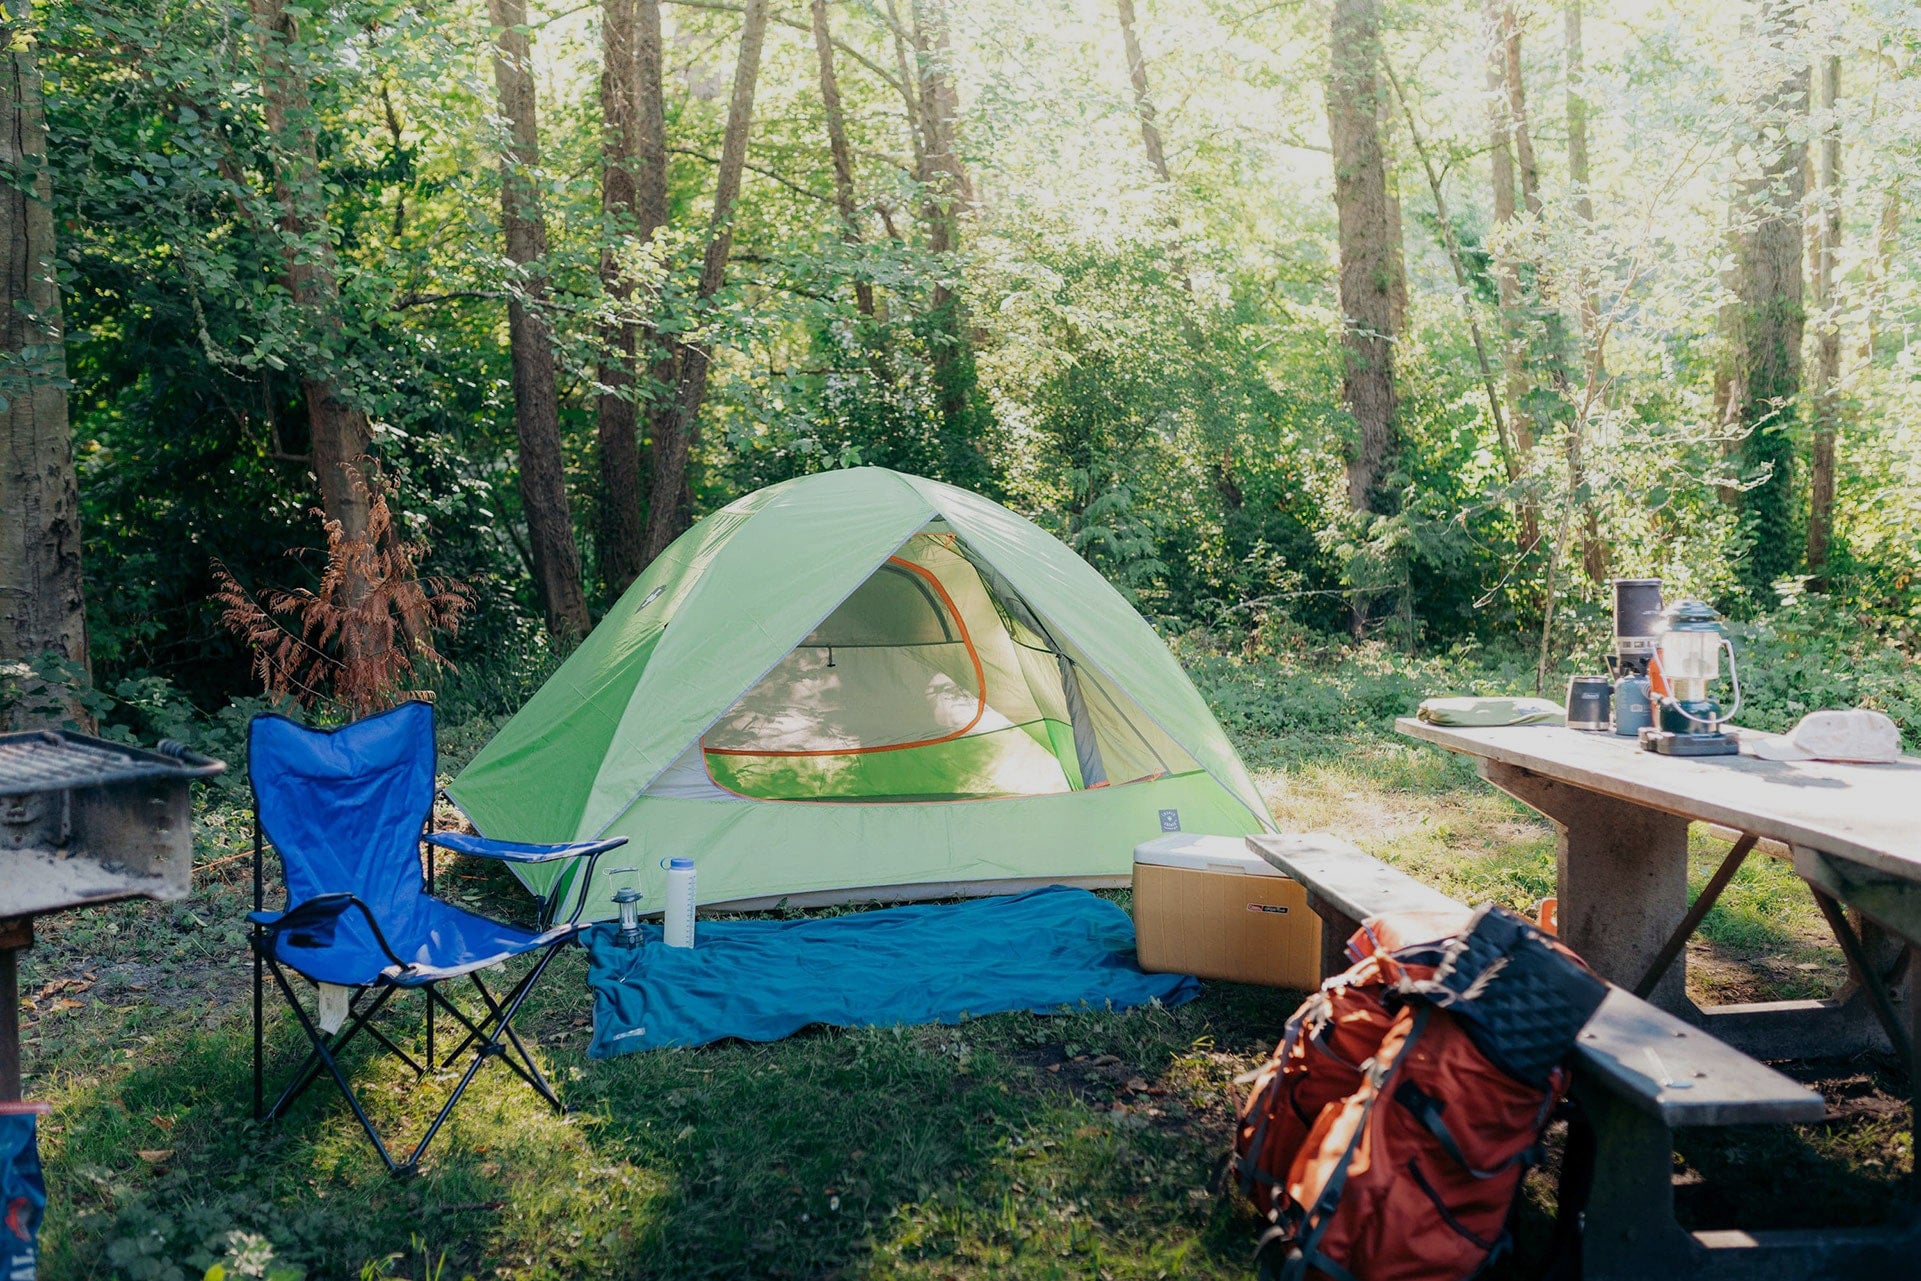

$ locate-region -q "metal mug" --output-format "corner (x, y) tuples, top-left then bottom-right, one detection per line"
(1612, 675), (1653, 737)
(1565, 675), (1612, 732)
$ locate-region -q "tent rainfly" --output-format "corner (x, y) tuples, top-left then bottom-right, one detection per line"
(448, 468), (1274, 920)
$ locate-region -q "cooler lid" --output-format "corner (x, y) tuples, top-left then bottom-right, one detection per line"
(1132, 833), (1287, 877)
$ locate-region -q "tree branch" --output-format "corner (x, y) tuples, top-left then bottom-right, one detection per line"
(391, 290), (502, 310)
(663, 0), (903, 92)
(667, 146), (834, 203)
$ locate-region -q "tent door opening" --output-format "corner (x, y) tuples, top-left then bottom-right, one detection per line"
(694, 531), (1173, 802)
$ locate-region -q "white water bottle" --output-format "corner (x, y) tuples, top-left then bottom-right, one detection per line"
(662, 857), (697, 947)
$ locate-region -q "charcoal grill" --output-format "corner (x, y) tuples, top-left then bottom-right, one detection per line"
(0, 730), (226, 1097)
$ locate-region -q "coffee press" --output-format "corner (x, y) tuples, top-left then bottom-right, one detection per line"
(1607, 578), (1662, 736)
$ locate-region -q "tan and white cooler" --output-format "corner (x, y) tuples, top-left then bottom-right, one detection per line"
(1131, 833), (1321, 988)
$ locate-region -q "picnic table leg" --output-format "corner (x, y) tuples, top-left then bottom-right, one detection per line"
(1561, 1080), (1700, 1280)
(1480, 762), (1692, 1012)
(1909, 944), (1920, 1200)
(1305, 893), (1360, 981)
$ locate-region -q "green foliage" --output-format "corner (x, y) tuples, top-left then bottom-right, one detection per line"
(1727, 594), (1921, 748)
(26, 0), (1921, 730)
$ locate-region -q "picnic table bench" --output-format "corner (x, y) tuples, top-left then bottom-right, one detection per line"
(1246, 834), (1921, 1280)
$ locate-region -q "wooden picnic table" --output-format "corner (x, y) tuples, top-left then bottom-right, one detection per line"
(1394, 715), (1921, 1095)
(1393, 716), (1921, 1273)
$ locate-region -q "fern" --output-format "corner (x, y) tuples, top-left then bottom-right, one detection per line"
(212, 483), (472, 718)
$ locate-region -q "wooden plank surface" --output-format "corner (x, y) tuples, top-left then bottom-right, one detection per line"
(1576, 988), (1828, 1127)
(1246, 833), (1455, 920)
(1249, 834), (1823, 1124)
(1395, 718), (1921, 882)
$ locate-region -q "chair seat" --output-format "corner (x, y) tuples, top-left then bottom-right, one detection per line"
(257, 895), (583, 988)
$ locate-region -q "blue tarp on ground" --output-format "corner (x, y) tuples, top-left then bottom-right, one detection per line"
(583, 886), (1199, 1055)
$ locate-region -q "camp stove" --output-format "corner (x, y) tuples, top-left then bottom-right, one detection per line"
(0, 730), (224, 1097)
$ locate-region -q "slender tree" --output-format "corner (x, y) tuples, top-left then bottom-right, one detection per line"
(1387, 62), (1512, 484)
(1806, 53), (1841, 583)
(1378, 91), (1408, 336)
(1859, 181), (1901, 365)
(1503, 10), (1571, 393)
(1327, 0), (1397, 522)
(1725, 0), (1807, 601)
(1115, 0), (1171, 184)
(1483, 0), (1537, 548)
(641, 0), (770, 563)
(597, 0), (644, 597)
(1564, 0), (1605, 582)
(0, 0), (87, 721)
(906, 0), (990, 488)
(811, 0), (874, 319)
(490, 0), (591, 636)
(248, 0), (372, 550)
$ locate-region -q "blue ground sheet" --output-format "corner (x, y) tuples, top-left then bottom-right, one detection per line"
(583, 886), (1199, 1056)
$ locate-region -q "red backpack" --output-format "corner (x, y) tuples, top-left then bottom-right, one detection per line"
(1232, 904), (1606, 1281)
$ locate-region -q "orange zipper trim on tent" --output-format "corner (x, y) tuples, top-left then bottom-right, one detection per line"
(703, 555), (990, 758)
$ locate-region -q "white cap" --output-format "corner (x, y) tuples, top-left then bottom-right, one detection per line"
(1743, 709), (1904, 763)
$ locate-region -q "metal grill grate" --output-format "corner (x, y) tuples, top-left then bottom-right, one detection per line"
(0, 731), (223, 795)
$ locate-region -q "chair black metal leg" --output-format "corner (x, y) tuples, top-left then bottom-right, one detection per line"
(428, 985), (492, 1068)
(362, 1017), (426, 1076)
(255, 944), (571, 1176)
(252, 927), (264, 1122)
(401, 943), (570, 1171)
(263, 966), (399, 1123)
(260, 959), (406, 1174)
(472, 968), (561, 1107)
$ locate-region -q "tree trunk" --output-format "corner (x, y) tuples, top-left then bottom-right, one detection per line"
(249, 0), (372, 545)
(1859, 182), (1901, 367)
(491, 0), (591, 637)
(1483, 0), (1537, 549)
(595, 0), (668, 598)
(1503, 15), (1572, 394)
(1564, 0), (1605, 583)
(596, 0), (645, 598)
(1806, 54), (1840, 584)
(1115, 0), (1171, 184)
(811, 0), (874, 318)
(1503, 15), (1540, 216)
(1327, 0), (1397, 522)
(1387, 62), (1514, 485)
(0, 4), (87, 719)
(1728, 0), (1807, 602)
(907, 0), (988, 488)
(640, 0), (769, 564)
(1378, 91), (1408, 336)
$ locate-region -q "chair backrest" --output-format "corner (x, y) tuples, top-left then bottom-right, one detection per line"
(250, 702), (437, 925)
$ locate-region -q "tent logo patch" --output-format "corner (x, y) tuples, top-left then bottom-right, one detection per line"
(1158, 809), (1180, 832)
(1247, 903), (1289, 915)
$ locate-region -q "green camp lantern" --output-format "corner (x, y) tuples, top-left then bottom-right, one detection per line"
(1640, 600), (1742, 757)
(610, 869), (644, 946)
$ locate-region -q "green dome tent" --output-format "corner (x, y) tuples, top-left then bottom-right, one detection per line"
(448, 468), (1274, 920)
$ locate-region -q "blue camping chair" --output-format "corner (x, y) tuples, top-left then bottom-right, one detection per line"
(248, 701), (624, 1175)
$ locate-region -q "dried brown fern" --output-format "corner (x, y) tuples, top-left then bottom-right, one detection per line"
(213, 483), (472, 718)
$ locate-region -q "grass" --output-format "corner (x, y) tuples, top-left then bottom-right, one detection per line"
(28, 649), (1913, 1278)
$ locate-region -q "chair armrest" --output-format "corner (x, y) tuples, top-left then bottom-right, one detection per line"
(249, 892), (412, 972)
(424, 832), (629, 864)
